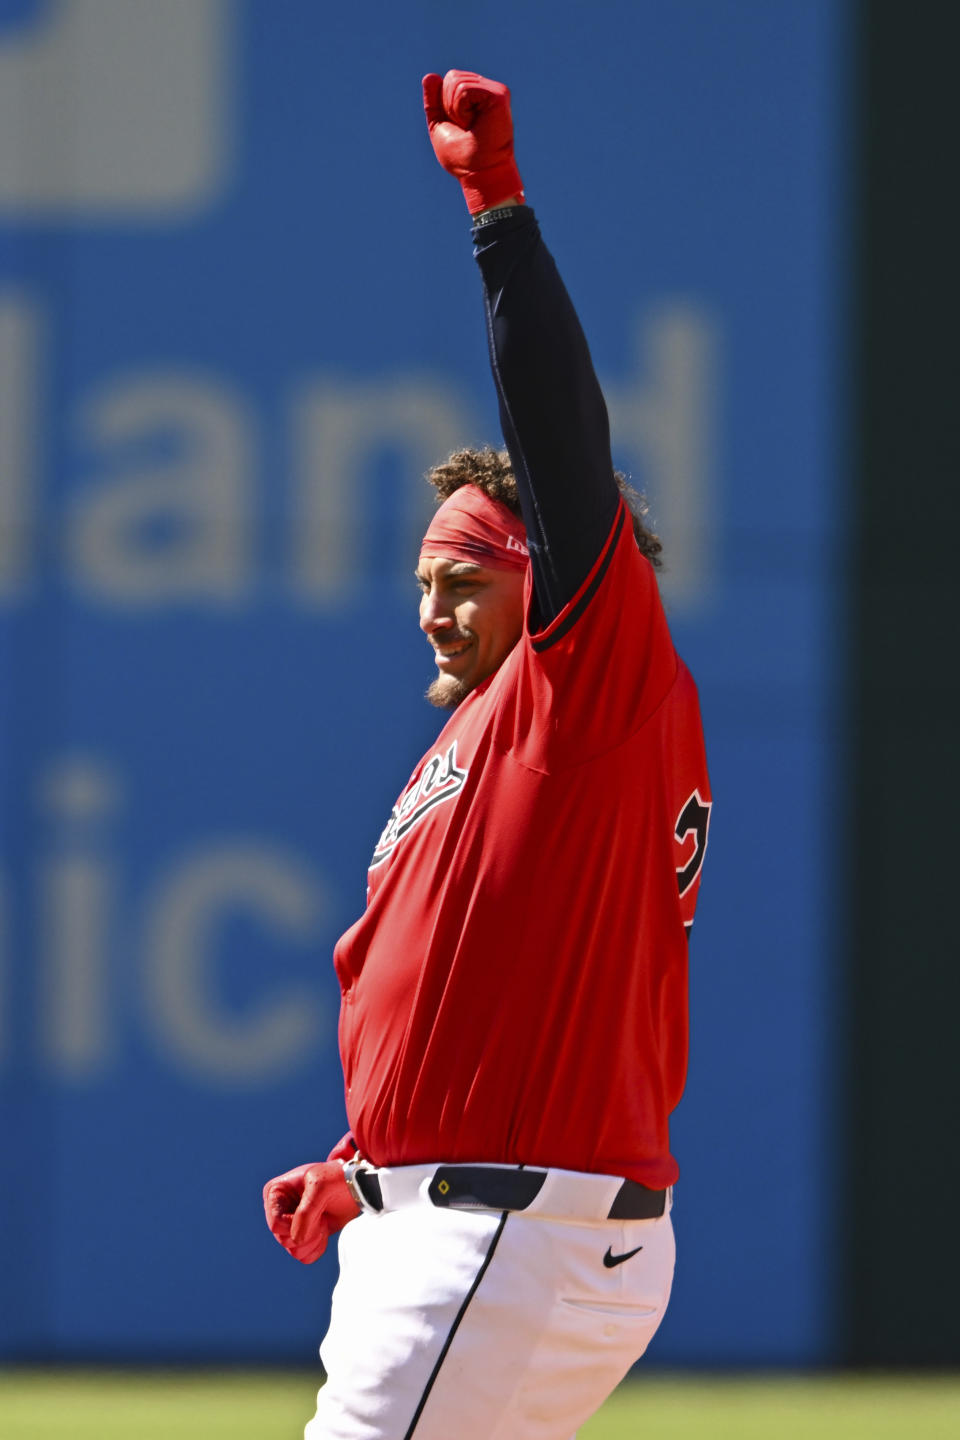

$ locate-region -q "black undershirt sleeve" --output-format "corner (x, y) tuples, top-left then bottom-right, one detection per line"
(473, 206), (620, 630)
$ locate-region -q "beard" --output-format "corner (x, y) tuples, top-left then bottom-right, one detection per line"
(425, 628), (476, 710)
(425, 672), (471, 710)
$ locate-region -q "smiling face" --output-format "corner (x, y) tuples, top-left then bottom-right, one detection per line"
(417, 555), (526, 709)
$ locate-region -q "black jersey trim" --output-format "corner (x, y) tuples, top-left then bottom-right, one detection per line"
(530, 503), (626, 654)
(402, 1211), (509, 1439)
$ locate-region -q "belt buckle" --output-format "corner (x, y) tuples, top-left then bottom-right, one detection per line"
(342, 1156), (378, 1212)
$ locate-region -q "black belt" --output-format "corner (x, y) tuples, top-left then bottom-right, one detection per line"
(353, 1164), (667, 1220)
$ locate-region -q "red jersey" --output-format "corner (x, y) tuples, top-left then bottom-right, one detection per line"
(334, 501), (711, 1188)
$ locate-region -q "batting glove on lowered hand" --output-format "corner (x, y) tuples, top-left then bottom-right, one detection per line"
(422, 70), (524, 214)
(262, 1161), (360, 1265)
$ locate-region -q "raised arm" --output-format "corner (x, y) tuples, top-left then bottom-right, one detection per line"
(423, 71), (620, 628)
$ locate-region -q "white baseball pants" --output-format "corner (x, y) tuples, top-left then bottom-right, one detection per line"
(304, 1166), (675, 1440)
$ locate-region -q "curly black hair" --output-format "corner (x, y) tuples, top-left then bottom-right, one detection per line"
(426, 446), (662, 569)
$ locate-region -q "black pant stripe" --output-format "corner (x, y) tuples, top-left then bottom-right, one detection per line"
(401, 1211), (510, 1440)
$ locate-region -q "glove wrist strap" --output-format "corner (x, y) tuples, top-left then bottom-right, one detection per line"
(461, 160), (525, 215)
(473, 204), (526, 228)
(341, 1156), (377, 1213)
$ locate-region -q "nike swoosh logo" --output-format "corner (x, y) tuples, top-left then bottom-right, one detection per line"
(603, 1244), (644, 1269)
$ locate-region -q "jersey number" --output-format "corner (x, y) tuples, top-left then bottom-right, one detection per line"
(675, 789), (711, 896)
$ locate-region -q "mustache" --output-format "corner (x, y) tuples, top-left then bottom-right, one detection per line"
(429, 629), (473, 650)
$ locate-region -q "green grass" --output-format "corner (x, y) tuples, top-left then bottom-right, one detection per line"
(581, 1376), (960, 1439)
(0, 1370), (958, 1439)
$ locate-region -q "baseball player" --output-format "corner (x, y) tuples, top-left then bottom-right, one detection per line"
(263, 71), (711, 1440)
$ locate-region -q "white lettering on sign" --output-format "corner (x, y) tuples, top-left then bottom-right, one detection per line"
(0, 294), (41, 596)
(290, 377), (472, 605)
(69, 374), (255, 606)
(0, 0), (232, 215)
(0, 288), (719, 613)
(39, 851), (117, 1078)
(606, 305), (719, 608)
(142, 842), (327, 1085)
(0, 757), (332, 1087)
(36, 756), (121, 1078)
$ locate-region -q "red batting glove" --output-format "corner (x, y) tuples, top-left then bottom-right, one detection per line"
(262, 1161), (360, 1265)
(422, 70), (525, 215)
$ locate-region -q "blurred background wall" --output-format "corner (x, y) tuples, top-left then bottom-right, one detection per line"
(0, 0), (954, 1369)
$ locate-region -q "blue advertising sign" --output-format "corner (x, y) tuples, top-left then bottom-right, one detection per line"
(0, 0), (847, 1363)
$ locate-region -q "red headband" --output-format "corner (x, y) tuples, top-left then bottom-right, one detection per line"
(420, 486), (529, 572)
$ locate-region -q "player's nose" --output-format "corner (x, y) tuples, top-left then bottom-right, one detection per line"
(419, 590), (454, 632)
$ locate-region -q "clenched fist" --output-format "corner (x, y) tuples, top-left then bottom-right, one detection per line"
(422, 70), (524, 214)
(262, 1161), (360, 1265)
